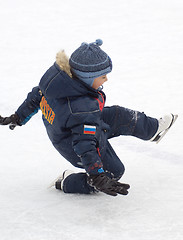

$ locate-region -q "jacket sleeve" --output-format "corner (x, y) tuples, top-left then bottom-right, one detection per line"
(16, 86), (42, 125)
(67, 110), (105, 175)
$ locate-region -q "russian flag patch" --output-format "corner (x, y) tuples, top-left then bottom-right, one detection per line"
(84, 125), (96, 135)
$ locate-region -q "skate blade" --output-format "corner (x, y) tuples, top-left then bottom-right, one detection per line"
(47, 174), (63, 189)
(155, 114), (178, 144)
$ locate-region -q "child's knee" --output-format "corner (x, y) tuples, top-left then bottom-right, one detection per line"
(106, 162), (125, 180)
(114, 163), (125, 180)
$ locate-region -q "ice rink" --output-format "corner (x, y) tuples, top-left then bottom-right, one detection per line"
(0, 0), (183, 239)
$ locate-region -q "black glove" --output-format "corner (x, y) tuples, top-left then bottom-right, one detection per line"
(87, 173), (130, 196)
(0, 114), (21, 130)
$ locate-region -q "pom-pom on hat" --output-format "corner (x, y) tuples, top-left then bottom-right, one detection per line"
(69, 39), (112, 87)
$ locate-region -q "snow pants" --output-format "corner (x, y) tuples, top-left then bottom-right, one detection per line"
(62, 106), (158, 194)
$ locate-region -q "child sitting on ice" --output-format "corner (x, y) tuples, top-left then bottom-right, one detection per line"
(0, 39), (177, 196)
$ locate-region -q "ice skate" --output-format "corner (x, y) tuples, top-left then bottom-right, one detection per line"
(47, 170), (74, 190)
(150, 114), (178, 144)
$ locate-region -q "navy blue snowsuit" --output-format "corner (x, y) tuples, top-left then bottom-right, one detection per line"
(16, 62), (158, 194)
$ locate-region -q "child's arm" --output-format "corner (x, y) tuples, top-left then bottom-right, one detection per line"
(0, 86), (42, 129)
(66, 98), (105, 175)
(72, 128), (103, 175)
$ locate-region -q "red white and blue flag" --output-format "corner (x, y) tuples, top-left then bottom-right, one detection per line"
(83, 125), (96, 135)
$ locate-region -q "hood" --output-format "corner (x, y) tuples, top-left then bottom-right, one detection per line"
(39, 50), (98, 99)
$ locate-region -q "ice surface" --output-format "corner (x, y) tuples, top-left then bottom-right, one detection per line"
(0, 0), (183, 239)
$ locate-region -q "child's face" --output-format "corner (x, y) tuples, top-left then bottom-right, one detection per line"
(92, 75), (108, 89)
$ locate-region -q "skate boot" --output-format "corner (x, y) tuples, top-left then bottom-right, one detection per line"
(48, 170), (74, 190)
(150, 114), (178, 144)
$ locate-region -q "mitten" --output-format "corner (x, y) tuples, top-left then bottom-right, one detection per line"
(0, 113), (21, 130)
(87, 173), (130, 196)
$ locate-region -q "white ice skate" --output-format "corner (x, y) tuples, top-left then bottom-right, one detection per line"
(150, 114), (178, 144)
(47, 170), (74, 190)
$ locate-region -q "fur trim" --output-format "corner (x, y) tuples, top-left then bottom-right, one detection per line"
(56, 50), (72, 78)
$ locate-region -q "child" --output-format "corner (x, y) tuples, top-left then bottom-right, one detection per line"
(0, 39), (177, 196)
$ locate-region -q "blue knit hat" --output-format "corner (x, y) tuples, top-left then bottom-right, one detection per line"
(69, 39), (112, 87)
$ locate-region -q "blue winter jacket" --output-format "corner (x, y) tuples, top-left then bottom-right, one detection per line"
(16, 62), (109, 175)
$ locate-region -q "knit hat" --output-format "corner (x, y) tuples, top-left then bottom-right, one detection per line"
(69, 39), (112, 87)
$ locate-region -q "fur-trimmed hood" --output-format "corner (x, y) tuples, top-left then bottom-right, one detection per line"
(55, 50), (72, 78)
(39, 50), (98, 99)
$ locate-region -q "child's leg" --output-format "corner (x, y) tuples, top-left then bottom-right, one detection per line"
(55, 141), (125, 194)
(59, 148), (125, 194)
(62, 172), (95, 194)
(102, 141), (125, 180)
(102, 106), (158, 140)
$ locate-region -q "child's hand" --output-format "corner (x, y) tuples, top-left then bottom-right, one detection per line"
(0, 114), (21, 130)
(87, 173), (130, 196)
